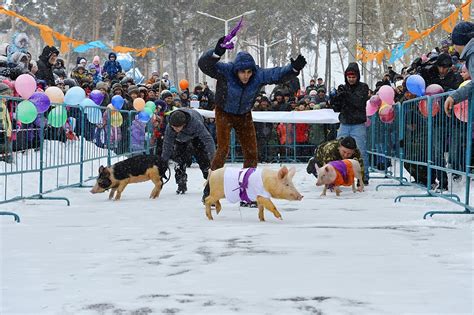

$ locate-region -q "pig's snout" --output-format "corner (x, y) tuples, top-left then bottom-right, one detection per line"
(90, 184), (105, 194)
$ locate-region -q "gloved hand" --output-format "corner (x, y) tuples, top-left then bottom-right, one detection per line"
(214, 36), (227, 57)
(329, 88), (337, 98)
(290, 55), (307, 71)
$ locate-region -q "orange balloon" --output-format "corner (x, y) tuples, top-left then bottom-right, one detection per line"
(133, 98), (145, 111)
(45, 86), (64, 104)
(179, 79), (189, 90)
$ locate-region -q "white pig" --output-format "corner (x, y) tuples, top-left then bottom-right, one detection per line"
(316, 159), (364, 196)
(204, 166), (303, 221)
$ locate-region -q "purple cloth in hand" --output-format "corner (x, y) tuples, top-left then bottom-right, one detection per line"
(220, 17), (244, 50)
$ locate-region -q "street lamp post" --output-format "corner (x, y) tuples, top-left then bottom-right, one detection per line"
(196, 10), (256, 62)
(242, 38), (285, 68)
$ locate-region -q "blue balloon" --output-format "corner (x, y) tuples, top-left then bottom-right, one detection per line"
(406, 74), (426, 96)
(84, 104), (102, 124)
(79, 98), (96, 108)
(169, 86), (178, 94)
(111, 95), (124, 110)
(64, 86), (86, 105)
(137, 111), (151, 123)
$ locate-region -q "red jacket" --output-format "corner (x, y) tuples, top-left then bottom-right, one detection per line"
(295, 123), (310, 143)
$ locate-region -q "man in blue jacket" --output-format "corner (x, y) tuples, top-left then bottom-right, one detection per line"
(198, 36), (306, 205)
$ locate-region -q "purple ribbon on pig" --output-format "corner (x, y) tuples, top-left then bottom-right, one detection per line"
(220, 17), (244, 50)
(238, 167), (256, 203)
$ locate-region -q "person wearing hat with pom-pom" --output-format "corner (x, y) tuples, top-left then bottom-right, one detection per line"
(161, 108), (215, 194)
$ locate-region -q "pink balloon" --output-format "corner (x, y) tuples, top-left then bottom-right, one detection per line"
(366, 100), (379, 116)
(418, 99), (440, 117)
(454, 101), (468, 122)
(365, 117), (371, 127)
(15, 74), (36, 99)
(369, 95), (382, 107)
(378, 85), (395, 105)
(425, 84), (443, 96)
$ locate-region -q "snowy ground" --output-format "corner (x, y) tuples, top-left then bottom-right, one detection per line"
(1, 163), (473, 315)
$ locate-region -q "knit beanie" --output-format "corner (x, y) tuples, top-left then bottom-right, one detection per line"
(169, 110), (187, 127)
(0, 82), (11, 94)
(451, 22), (474, 46)
(340, 136), (357, 150)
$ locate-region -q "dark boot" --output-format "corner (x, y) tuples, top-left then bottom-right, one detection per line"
(175, 165), (188, 194)
(240, 201), (258, 208)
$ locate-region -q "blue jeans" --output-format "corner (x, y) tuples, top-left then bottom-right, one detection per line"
(337, 123), (369, 180)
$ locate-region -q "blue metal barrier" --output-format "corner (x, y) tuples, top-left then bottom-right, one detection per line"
(366, 90), (473, 219)
(0, 95), (150, 213)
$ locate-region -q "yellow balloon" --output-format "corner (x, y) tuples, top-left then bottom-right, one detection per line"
(110, 111), (123, 127)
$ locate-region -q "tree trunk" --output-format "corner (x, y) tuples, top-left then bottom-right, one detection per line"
(324, 33), (332, 91)
(313, 23), (320, 79)
(170, 43), (178, 86)
(182, 34), (189, 82)
(335, 38), (345, 76)
(113, 2), (125, 46)
(375, 0), (387, 69)
(10, 0), (16, 35)
(65, 27), (75, 74)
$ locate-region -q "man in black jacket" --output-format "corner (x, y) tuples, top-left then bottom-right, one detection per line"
(330, 62), (369, 184)
(420, 53), (461, 91)
(36, 46), (59, 87)
(161, 108), (216, 194)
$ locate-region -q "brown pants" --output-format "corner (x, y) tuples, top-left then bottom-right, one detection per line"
(210, 106), (258, 170)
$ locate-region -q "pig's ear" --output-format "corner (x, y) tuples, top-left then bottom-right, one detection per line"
(98, 165), (105, 174)
(288, 167), (296, 179)
(278, 166), (289, 179)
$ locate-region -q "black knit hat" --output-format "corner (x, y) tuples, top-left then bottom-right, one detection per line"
(340, 136), (357, 150)
(436, 53), (453, 67)
(451, 21), (474, 46)
(169, 110), (187, 127)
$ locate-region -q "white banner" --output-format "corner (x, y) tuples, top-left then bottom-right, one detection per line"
(195, 108), (340, 124)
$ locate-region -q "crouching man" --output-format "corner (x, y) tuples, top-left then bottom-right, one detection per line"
(161, 108), (215, 194)
(306, 136), (365, 183)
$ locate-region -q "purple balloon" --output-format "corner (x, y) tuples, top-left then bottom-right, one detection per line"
(34, 114), (47, 127)
(89, 90), (105, 105)
(369, 95), (382, 107)
(29, 92), (51, 113)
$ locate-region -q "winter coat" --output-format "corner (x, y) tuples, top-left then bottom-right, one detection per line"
(161, 108), (215, 162)
(7, 33), (29, 63)
(36, 46), (59, 86)
(131, 117), (146, 151)
(331, 62), (369, 125)
(420, 66), (461, 91)
(451, 38), (474, 103)
(295, 123), (310, 143)
(198, 50), (298, 115)
(102, 52), (122, 79)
